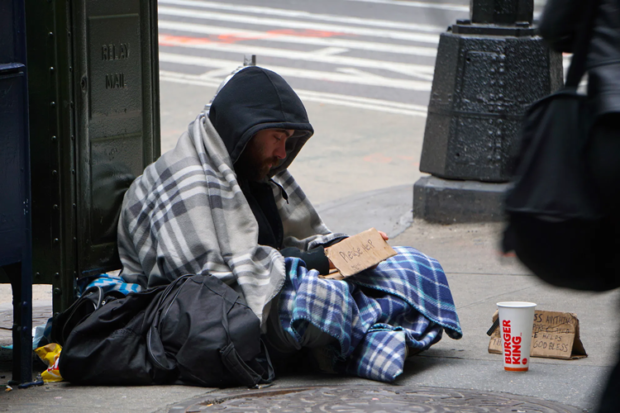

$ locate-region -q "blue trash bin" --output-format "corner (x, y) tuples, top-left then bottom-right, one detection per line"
(0, 0), (34, 384)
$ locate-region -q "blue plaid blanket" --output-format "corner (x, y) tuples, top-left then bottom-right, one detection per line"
(278, 245), (462, 382)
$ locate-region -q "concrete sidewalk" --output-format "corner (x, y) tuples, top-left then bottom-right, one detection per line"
(391, 221), (619, 412)
(321, 188), (619, 411)
(1, 186), (618, 412)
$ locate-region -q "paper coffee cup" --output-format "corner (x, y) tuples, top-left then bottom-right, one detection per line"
(497, 301), (536, 372)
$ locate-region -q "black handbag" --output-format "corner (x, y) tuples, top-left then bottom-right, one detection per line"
(58, 274), (274, 387)
(503, 0), (600, 222)
(502, 0), (620, 290)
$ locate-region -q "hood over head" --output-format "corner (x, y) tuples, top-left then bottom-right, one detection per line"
(207, 66), (313, 177)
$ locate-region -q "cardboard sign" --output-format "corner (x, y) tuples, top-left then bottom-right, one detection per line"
(320, 270), (345, 281)
(324, 228), (397, 277)
(488, 310), (587, 360)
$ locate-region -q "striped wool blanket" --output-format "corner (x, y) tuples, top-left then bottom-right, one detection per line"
(116, 112), (343, 325)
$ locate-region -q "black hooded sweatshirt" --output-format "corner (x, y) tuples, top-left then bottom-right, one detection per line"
(208, 66), (332, 274)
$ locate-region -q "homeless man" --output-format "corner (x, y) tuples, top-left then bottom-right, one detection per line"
(117, 66), (462, 382)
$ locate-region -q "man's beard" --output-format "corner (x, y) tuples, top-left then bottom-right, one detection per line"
(254, 157), (278, 180)
(236, 149), (278, 182)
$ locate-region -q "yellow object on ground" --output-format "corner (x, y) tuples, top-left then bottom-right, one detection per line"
(34, 343), (63, 383)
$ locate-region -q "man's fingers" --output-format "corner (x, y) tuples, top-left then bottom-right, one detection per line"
(378, 231), (389, 241)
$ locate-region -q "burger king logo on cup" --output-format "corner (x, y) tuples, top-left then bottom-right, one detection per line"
(497, 302), (536, 372)
(502, 320), (527, 366)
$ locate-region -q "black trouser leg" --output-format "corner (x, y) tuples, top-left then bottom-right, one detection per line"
(587, 114), (620, 212)
(588, 114), (620, 412)
(587, 114), (620, 285)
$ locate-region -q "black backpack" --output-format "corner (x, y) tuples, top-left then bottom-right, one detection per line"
(58, 274), (274, 387)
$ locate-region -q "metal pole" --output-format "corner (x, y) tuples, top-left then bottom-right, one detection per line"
(414, 0), (561, 223)
(471, 0), (533, 25)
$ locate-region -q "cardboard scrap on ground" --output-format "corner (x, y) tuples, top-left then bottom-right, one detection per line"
(323, 228), (397, 278)
(489, 310), (587, 360)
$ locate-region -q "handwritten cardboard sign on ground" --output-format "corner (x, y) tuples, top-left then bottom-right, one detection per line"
(489, 310), (587, 360)
(324, 228), (397, 277)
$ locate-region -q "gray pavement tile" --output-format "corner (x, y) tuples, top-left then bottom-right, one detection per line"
(0, 383), (219, 413)
(435, 273), (620, 368)
(316, 184), (413, 239)
(391, 220), (529, 275)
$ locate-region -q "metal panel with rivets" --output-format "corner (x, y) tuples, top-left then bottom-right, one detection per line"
(25, 0), (160, 312)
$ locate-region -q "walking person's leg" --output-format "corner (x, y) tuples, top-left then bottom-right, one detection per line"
(588, 113), (620, 412)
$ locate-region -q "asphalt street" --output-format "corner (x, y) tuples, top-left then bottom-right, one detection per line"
(157, 0), (552, 208)
(157, 0), (472, 206)
(157, 0), (466, 110)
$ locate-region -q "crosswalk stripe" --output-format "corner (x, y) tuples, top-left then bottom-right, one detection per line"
(158, 20), (439, 57)
(160, 70), (428, 117)
(158, 6), (441, 44)
(347, 0), (546, 18)
(159, 52), (433, 91)
(159, 34), (435, 80)
(313, 47), (350, 56)
(345, 0), (469, 12)
(159, 0), (446, 33)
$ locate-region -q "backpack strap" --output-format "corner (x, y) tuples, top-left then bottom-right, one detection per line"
(219, 299), (275, 387)
(145, 275), (191, 374)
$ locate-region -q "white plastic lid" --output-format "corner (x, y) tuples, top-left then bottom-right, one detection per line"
(497, 301), (537, 308)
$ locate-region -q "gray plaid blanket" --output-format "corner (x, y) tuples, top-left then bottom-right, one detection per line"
(117, 112), (343, 324)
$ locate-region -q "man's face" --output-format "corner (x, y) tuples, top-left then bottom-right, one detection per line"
(236, 128), (294, 181)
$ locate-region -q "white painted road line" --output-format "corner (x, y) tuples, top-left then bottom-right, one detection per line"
(158, 6), (441, 44)
(160, 70), (223, 88)
(313, 47), (351, 56)
(157, 20), (439, 57)
(345, 0), (469, 12)
(159, 35), (435, 80)
(159, 52), (433, 91)
(159, 0), (447, 33)
(160, 70), (429, 117)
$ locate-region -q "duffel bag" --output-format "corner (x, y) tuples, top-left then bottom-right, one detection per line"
(59, 274), (274, 387)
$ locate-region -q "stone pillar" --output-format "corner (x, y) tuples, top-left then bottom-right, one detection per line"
(414, 0), (563, 223)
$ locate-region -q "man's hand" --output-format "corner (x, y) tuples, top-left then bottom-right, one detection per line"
(378, 231), (389, 241)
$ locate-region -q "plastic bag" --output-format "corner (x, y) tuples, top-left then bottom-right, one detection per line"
(34, 343), (63, 383)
